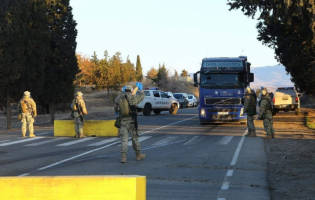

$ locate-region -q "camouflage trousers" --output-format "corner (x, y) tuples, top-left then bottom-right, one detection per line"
(74, 116), (84, 135)
(21, 113), (34, 136)
(120, 120), (141, 154)
(247, 115), (256, 133)
(263, 114), (275, 137)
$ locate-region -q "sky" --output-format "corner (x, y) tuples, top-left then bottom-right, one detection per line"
(70, 0), (279, 75)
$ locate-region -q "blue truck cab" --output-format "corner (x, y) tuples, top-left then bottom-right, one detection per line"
(193, 56), (254, 124)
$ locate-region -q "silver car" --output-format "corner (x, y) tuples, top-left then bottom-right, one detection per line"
(187, 94), (198, 107)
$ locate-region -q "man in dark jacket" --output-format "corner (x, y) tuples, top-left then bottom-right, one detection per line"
(243, 87), (257, 137)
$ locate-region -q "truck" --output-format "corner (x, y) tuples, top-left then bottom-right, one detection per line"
(272, 87), (301, 115)
(193, 56), (254, 124)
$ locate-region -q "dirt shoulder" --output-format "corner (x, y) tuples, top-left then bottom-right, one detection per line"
(264, 108), (315, 200)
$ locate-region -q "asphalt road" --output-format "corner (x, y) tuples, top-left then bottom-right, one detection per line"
(0, 108), (270, 200)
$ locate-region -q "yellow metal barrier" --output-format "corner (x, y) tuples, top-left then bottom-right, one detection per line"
(0, 176), (146, 200)
(54, 120), (118, 137)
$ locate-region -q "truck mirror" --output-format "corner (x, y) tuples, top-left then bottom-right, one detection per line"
(193, 73), (198, 83)
(249, 73), (254, 82)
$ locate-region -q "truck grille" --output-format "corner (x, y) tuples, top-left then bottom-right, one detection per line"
(205, 98), (241, 105)
(207, 108), (239, 112)
(210, 114), (238, 119)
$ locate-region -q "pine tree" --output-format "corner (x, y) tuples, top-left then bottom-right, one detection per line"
(41, 0), (78, 123)
(228, 0), (315, 94)
(136, 55), (143, 81)
(0, 0), (28, 129)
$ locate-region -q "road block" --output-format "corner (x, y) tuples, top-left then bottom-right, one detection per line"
(54, 120), (119, 137)
(0, 175), (146, 200)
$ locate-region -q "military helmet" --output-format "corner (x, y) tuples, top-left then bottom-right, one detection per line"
(24, 91), (31, 96)
(124, 85), (133, 92)
(76, 91), (83, 97)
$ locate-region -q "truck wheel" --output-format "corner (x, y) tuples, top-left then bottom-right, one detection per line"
(240, 122), (246, 125)
(153, 110), (161, 115)
(295, 108), (300, 115)
(169, 103), (178, 115)
(143, 104), (152, 116)
(200, 122), (207, 125)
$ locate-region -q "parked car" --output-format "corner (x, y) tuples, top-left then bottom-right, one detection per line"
(187, 94), (197, 107)
(271, 87), (301, 115)
(137, 89), (179, 116)
(173, 93), (189, 108)
(165, 92), (180, 108)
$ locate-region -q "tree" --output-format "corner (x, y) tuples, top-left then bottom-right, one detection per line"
(181, 69), (188, 77)
(227, 0), (315, 94)
(75, 53), (94, 86)
(136, 55), (143, 81)
(146, 67), (158, 84)
(156, 63), (168, 86)
(40, 0), (78, 123)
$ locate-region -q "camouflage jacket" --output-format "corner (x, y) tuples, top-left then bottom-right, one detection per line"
(114, 90), (145, 120)
(258, 95), (272, 118)
(72, 97), (88, 116)
(17, 97), (37, 116)
(244, 92), (256, 116)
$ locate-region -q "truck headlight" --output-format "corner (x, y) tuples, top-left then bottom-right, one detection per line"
(240, 108), (244, 116)
(200, 108), (206, 117)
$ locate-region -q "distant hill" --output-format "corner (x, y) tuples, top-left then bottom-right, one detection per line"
(251, 65), (294, 92)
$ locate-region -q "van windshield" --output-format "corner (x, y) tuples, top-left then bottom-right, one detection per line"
(173, 94), (183, 99)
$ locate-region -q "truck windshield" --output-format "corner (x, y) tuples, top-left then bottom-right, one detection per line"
(200, 73), (245, 89)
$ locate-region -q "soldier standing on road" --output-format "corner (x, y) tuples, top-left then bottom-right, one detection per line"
(244, 87), (257, 137)
(17, 91), (37, 137)
(114, 83), (145, 163)
(71, 91), (88, 138)
(258, 88), (275, 139)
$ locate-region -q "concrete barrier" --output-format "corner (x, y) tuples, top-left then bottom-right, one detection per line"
(0, 176), (146, 200)
(54, 120), (119, 137)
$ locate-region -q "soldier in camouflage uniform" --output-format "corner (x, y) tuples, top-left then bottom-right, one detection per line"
(71, 91), (88, 138)
(17, 91), (37, 137)
(258, 88), (275, 139)
(243, 87), (257, 137)
(114, 85), (145, 163)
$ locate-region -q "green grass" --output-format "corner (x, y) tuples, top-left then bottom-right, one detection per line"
(306, 116), (315, 129)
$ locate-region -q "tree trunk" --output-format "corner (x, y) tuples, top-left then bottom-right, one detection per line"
(6, 92), (11, 130)
(107, 88), (110, 95)
(49, 102), (55, 124)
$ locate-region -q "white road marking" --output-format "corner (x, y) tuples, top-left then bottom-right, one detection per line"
(218, 198), (226, 200)
(217, 136), (234, 145)
(21, 115), (198, 175)
(152, 136), (178, 146)
(221, 180), (230, 190)
(88, 138), (119, 146)
(36, 132), (51, 136)
(128, 136), (152, 146)
(230, 136), (245, 166)
(226, 170), (234, 177)
(56, 137), (96, 146)
(19, 173), (30, 177)
(0, 140), (10, 143)
(0, 137), (43, 147)
(25, 138), (67, 146)
(183, 136), (200, 145)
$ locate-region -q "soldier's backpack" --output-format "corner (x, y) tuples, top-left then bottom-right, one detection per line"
(21, 100), (31, 114)
(118, 94), (131, 118)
